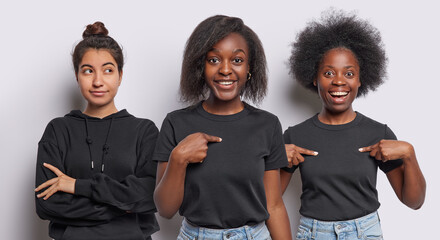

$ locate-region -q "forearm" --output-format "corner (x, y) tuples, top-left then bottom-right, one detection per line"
(266, 203), (292, 240)
(153, 159), (187, 218)
(280, 170), (293, 194)
(401, 152), (426, 209)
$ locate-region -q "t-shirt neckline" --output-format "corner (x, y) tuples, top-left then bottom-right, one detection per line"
(196, 101), (250, 122)
(312, 112), (363, 130)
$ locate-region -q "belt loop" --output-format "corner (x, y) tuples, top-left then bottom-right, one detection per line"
(245, 225), (253, 239)
(355, 219), (362, 239)
(311, 219), (318, 239)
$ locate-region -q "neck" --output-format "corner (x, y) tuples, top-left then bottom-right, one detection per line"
(318, 107), (356, 125)
(83, 102), (118, 119)
(203, 96), (244, 115)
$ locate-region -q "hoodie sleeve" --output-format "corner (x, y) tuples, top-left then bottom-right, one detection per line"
(35, 122), (126, 226)
(74, 120), (158, 213)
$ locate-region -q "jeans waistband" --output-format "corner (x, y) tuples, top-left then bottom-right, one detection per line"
(300, 211), (380, 239)
(181, 218), (266, 239)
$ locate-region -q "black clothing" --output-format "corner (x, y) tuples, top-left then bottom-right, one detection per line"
(282, 113), (403, 221)
(35, 110), (159, 240)
(153, 102), (288, 229)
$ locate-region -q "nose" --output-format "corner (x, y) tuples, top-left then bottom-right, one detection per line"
(92, 72), (104, 87)
(219, 61), (232, 76)
(332, 73), (346, 86)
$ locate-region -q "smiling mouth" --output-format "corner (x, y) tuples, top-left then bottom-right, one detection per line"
(215, 80), (237, 86)
(329, 91), (349, 97)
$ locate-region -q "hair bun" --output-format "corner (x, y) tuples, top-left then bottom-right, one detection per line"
(82, 21), (109, 38)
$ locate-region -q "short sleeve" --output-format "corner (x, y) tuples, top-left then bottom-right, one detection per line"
(265, 117), (288, 171)
(378, 125), (404, 173)
(281, 127), (299, 173)
(152, 114), (177, 162)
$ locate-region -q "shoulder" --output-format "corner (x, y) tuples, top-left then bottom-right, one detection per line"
(164, 104), (200, 122)
(245, 103), (279, 123)
(284, 115), (316, 135)
(357, 112), (396, 139)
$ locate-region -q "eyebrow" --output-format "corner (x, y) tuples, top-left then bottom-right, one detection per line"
(210, 48), (247, 55)
(80, 62), (116, 69)
(323, 65), (356, 69)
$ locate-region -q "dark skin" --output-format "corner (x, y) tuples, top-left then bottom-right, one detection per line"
(280, 48), (426, 210)
(154, 33), (292, 239)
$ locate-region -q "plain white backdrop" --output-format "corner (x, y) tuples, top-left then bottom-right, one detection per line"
(1, 0), (438, 239)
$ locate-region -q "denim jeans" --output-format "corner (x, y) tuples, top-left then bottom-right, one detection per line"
(177, 218), (272, 240)
(296, 211), (383, 240)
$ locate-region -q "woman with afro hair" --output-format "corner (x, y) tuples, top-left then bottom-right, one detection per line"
(280, 10), (426, 240)
(153, 15), (291, 239)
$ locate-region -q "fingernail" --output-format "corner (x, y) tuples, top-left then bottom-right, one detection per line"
(43, 163), (47, 166)
(358, 148), (363, 152)
(314, 152), (319, 156)
(219, 138), (222, 142)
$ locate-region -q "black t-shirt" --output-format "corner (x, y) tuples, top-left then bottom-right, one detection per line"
(153, 102), (288, 228)
(282, 113), (403, 221)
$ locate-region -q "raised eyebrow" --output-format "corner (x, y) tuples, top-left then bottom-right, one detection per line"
(103, 62), (116, 67)
(80, 64), (93, 69)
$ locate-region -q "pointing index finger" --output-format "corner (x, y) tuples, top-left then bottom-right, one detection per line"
(297, 146), (318, 156)
(359, 143), (378, 152)
(203, 134), (222, 143)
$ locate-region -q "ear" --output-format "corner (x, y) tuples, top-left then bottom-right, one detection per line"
(313, 79), (317, 87)
(118, 70), (123, 86)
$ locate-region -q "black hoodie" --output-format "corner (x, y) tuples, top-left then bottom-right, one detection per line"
(35, 110), (159, 240)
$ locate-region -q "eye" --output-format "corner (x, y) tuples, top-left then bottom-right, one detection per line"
(104, 68), (113, 73)
(207, 58), (220, 64)
(346, 72), (354, 77)
(324, 71), (334, 77)
(83, 69), (93, 74)
(232, 58), (244, 64)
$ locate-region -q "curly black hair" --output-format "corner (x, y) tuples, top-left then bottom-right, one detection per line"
(289, 9), (387, 97)
(180, 15), (267, 104)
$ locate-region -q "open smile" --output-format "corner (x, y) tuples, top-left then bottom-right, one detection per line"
(328, 91), (349, 103)
(214, 80), (238, 89)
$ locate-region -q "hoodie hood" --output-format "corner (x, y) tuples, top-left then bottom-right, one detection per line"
(66, 109), (132, 173)
(66, 109), (132, 120)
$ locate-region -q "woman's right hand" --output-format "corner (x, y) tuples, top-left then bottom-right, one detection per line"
(285, 144), (318, 168)
(171, 132), (222, 165)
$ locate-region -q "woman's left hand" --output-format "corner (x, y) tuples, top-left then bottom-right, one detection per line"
(359, 139), (414, 162)
(35, 163), (76, 200)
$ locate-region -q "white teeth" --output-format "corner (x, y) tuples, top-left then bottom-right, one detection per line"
(330, 92), (348, 96)
(218, 81), (234, 85)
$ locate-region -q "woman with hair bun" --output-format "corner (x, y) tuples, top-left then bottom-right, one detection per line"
(35, 22), (159, 240)
(153, 15), (291, 240)
(281, 10), (426, 239)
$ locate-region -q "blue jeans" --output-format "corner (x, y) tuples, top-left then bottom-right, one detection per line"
(296, 212), (383, 240)
(177, 218), (272, 240)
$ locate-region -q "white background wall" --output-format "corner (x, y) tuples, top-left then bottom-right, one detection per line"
(1, 0), (438, 239)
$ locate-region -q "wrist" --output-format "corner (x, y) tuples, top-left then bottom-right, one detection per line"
(169, 148), (189, 167)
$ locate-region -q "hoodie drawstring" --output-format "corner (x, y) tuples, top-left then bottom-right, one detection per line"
(85, 118), (94, 170)
(84, 117), (114, 173)
(101, 117), (113, 173)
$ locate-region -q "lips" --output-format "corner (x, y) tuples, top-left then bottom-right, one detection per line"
(90, 91), (108, 97)
(214, 80), (237, 89)
(329, 91), (349, 97)
(328, 91), (350, 104)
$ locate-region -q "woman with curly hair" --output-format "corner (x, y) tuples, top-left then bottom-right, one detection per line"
(281, 10), (426, 240)
(154, 15), (291, 240)
(35, 22), (159, 240)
